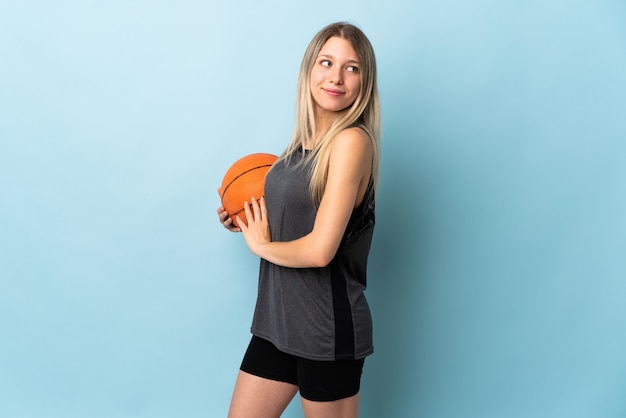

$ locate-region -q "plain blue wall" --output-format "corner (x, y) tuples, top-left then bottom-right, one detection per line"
(1, 1), (625, 417)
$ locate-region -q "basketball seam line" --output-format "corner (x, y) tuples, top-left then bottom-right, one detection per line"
(228, 194), (266, 217)
(220, 164), (274, 200)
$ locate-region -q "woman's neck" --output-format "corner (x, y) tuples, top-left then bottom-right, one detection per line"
(307, 114), (335, 149)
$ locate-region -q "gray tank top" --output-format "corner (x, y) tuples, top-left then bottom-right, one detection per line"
(250, 148), (375, 361)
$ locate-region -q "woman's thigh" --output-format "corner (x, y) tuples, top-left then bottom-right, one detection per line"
(297, 356), (365, 402)
(297, 356), (363, 418)
(300, 392), (360, 418)
(228, 370), (298, 418)
(231, 336), (364, 417)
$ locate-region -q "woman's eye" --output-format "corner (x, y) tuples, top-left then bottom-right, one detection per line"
(347, 66), (359, 73)
(320, 60), (331, 67)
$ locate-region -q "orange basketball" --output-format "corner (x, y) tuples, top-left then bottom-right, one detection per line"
(218, 153), (278, 227)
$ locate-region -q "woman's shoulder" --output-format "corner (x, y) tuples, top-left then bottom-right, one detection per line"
(332, 126), (372, 151)
(328, 127), (373, 172)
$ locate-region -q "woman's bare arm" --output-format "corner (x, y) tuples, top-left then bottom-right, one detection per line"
(238, 127), (372, 268)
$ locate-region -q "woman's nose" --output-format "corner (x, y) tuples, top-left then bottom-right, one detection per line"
(329, 67), (343, 85)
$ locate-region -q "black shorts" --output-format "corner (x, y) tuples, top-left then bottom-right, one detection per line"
(240, 336), (365, 402)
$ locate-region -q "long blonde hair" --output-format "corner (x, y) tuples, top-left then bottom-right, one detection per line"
(278, 22), (381, 205)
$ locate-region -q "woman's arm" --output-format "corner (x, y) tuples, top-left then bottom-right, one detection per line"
(238, 127), (372, 268)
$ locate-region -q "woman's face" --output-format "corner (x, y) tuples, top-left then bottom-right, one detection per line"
(309, 36), (361, 118)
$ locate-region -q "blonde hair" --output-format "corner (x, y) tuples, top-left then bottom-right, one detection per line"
(278, 22), (381, 205)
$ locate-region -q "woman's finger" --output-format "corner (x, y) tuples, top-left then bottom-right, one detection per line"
(243, 201), (253, 223)
(260, 197), (267, 222)
(236, 215), (246, 231)
(251, 197), (261, 222)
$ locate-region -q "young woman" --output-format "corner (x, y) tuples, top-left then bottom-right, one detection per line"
(217, 22), (380, 418)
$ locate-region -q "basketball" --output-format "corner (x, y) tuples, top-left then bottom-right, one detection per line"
(218, 153), (278, 227)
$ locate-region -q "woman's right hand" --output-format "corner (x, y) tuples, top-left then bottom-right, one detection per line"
(217, 206), (241, 232)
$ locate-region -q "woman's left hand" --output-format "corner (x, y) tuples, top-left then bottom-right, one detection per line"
(238, 196), (271, 256)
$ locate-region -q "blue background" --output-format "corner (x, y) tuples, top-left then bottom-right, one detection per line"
(1, 1), (625, 417)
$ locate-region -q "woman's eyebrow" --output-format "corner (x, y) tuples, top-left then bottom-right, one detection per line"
(318, 54), (360, 64)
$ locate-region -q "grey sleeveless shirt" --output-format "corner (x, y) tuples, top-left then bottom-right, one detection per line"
(250, 148), (375, 361)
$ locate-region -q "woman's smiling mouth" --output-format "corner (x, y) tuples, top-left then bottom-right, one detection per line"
(322, 88), (345, 96)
